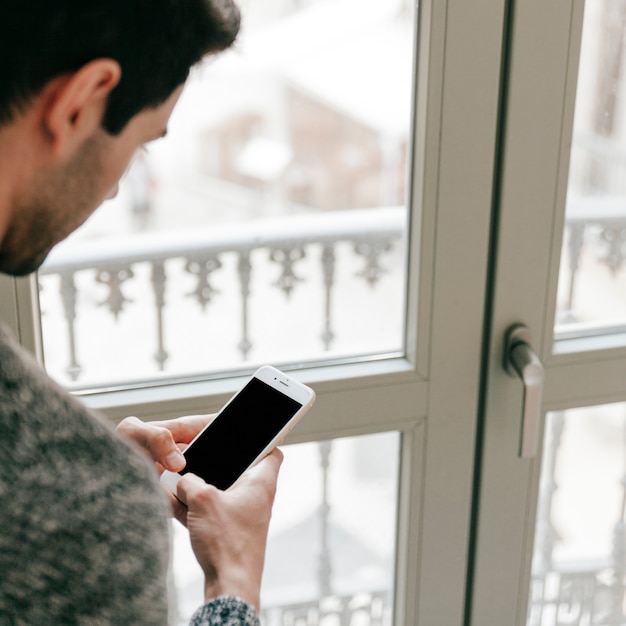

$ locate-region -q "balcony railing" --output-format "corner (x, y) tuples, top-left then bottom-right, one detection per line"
(260, 590), (390, 626)
(560, 195), (626, 321)
(39, 207), (406, 387)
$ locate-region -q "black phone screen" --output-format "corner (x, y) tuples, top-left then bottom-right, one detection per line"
(180, 377), (302, 490)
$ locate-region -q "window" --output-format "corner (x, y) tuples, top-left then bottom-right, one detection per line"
(37, 0), (414, 390)
(3, 0), (522, 623)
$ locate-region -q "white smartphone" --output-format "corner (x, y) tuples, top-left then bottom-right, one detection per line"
(160, 365), (316, 493)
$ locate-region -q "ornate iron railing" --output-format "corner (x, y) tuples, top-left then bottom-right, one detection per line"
(561, 195), (626, 322)
(39, 207), (406, 385)
(261, 591), (390, 626)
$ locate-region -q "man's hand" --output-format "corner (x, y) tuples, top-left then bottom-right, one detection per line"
(115, 414), (215, 517)
(116, 414), (284, 611)
(176, 448), (283, 612)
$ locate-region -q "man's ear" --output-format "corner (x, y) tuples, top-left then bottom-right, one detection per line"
(43, 59), (121, 156)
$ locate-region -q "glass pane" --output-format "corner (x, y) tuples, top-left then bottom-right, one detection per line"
(527, 404), (626, 625)
(555, 0), (626, 339)
(170, 432), (399, 625)
(37, 0), (415, 389)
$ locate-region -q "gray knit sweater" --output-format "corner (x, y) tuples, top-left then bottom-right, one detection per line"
(0, 322), (259, 626)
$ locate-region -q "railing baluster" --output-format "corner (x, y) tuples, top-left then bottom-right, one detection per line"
(59, 271), (81, 381)
(269, 245), (305, 298)
(321, 243), (336, 350)
(565, 223), (585, 317)
(185, 255), (222, 309)
(598, 221), (626, 276)
(95, 266), (134, 319)
(318, 441), (333, 598)
(238, 250), (252, 359)
(535, 412), (564, 576)
(354, 237), (393, 286)
(152, 260), (168, 371)
(530, 411), (564, 625)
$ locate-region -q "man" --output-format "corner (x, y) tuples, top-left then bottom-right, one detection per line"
(0, 0), (282, 624)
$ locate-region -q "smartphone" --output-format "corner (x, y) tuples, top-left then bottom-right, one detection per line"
(160, 365), (316, 493)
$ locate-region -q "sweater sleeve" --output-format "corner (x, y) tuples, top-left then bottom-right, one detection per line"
(189, 596), (261, 626)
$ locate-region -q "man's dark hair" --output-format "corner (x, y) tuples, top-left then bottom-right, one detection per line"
(0, 0), (240, 134)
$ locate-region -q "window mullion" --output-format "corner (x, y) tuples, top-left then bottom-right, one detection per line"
(0, 274), (42, 362)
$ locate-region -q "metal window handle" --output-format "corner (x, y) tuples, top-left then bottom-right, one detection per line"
(503, 324), (545, 459)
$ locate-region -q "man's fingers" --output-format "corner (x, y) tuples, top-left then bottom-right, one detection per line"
(177, 473), (213, 507)
(150, 414), (215, 443)
(116, 414), (217, 473)
(116, 416), (185, 471)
